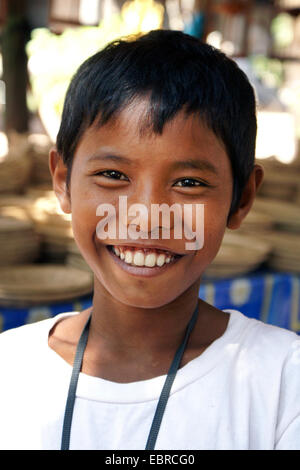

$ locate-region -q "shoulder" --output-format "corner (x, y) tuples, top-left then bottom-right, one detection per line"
(224, 309), (300, 365)
(225, 310), (300, 450)
(0, 312), (80, 368)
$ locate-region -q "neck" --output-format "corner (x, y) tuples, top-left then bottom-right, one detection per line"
(89, 276), (202, 358)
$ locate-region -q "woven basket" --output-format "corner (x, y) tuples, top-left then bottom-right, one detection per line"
(0, 264), (93, 306)
(66, 242), (93, 273)
(25, 184), (54, 198)
(258, 230), (300, 271)
(204, 230), (272, 278)
(258, 155), (300, 173)
(0, 152), (33, 194)
(21, 193), (74, 260)
(239, 209), (274, 232)
(0, 132), (34, 194)
(27, 134), (53, 185)
(0, 215), (41, 265)
(253, 197), (300, 231)
(0, 290), (92, 307)
(268, 257), (300, 273)
(259, 167), (300, 195)
(0, 214), (33, 232)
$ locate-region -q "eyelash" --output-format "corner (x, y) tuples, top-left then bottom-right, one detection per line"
(95, 170), (208, 187)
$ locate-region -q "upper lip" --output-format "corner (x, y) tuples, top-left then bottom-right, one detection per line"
(106, 241), (185, 256)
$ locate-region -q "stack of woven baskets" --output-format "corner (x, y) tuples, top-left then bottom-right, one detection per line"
(204, 214), (273, 279)
(27, 133), (53, 185)
(0, 134), (32, 194)
(250, 197), (300, 274)
(0, 189), (74, 263)
(257, 156), (300, 202)
(205, 153), (300, 278)
(0, 215), (40, 266)
(0, 133), (93, 307)
(66, 241), (92, 273)
(0, 264), (93, 307)
(27, 192), (74, 262)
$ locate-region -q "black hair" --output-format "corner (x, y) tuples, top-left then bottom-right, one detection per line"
(56, 29), (257, 218)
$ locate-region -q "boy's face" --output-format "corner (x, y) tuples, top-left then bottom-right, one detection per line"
(51, 98), (262, 308)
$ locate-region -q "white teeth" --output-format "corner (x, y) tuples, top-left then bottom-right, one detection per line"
(145, 253), (156, 267)
(113, 246), (120, 256)
(124, 250), (133, 264)
(133, 251), (145, 266)
(156, 254), (166, 267)
(111, 246), (175, 267)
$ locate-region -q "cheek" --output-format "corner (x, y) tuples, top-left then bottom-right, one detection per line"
(70, 185), (121, 262)
(69, 186), (98, 249)
(71, 212), (95, 265)
(184, 195), (230, 241)
(189, 199), (230, 270)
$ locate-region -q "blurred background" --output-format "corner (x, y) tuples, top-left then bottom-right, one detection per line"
(0, 0), (300, 333)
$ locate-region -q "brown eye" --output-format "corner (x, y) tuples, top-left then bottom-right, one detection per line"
(97, 170), (129, 181)
(174, 178), (206, 187)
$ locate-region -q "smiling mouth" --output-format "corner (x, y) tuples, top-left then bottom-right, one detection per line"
(106, 244), (183, 271)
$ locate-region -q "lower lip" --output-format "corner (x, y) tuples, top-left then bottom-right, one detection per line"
(106, 245), (184, 278)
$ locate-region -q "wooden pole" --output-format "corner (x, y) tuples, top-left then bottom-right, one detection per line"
(2, 0), (31, 134)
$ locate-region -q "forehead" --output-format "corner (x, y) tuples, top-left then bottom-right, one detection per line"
(75, 98), (230, 173)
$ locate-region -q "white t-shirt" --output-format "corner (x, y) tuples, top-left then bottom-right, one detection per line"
(0, 309), (300, 450)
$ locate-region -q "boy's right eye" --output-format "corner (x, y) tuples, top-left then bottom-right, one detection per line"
(95, 170), (129, 181)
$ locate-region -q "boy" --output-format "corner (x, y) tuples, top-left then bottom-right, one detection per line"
(0, 29), (300, 450)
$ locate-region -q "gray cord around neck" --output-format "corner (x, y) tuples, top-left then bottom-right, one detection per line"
(60, 303), (199, 450)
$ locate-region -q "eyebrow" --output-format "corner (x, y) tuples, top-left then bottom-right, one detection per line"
(170, 159), (219, 175)
(87, 154), (219, 175)
(87, 154), (134, 165)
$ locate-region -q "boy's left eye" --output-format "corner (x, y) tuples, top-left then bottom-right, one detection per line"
(95, 170), (129, 180)
(173, 178), (207, 187)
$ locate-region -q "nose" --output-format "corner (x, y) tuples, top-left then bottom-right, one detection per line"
(120, 179), (176, 239)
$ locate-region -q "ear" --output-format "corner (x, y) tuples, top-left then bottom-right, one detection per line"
(227, 164), (264, 230)
(49, 147), (72, 214)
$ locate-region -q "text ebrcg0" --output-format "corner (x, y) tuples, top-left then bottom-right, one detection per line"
(149, 454), (195, 465)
